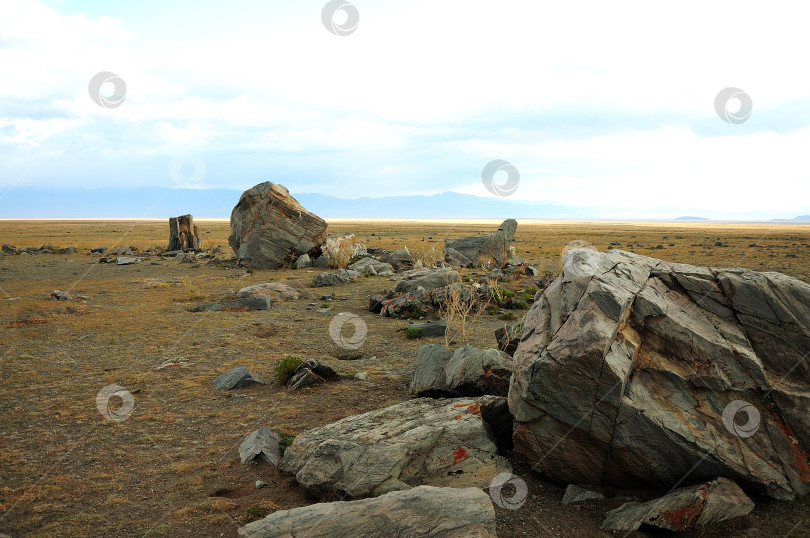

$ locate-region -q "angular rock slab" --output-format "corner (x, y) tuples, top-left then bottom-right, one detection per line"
(601, 478), (755, 532)
(561, 484), (604, 504)
(407, 320), (447, 338)
(240, 426), (281, 465)
(278, 396), (512, 498)
(213, 365), (264, 390)
(411, 345), (512, 398)
(508, 248), (810, 500)
(237, 282), (299, 302)
(237, 485), (497, 537)
(228, 182), (327, 269)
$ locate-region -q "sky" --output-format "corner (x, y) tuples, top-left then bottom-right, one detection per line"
(1, 0), (809, 218)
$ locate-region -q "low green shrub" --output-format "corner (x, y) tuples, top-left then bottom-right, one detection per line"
(274, 355), (303, 385)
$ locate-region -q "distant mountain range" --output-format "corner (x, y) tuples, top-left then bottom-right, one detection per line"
(0, 187), (807, 222)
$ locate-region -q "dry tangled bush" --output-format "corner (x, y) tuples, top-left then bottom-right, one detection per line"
(413, 245), (445, 268)
(324, 234), (366, 269)
(440, 276), (494, 345)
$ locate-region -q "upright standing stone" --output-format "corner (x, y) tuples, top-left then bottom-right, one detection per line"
(444, 219), (517, 268)
(168, 214), (202, 251)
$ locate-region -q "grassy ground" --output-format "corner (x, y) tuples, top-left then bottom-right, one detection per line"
(1, 219), (808, 537)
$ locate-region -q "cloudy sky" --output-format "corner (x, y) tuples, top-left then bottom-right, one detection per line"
(1, 0), (809, 218)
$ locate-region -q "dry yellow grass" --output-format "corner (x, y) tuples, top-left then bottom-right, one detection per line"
(1, 219), (809, 536)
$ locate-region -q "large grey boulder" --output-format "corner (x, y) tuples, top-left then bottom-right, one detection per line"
(237, 485), (497, 537)
(601, 478), (755, 532)
(411, 345), (512, 397)
(228, 182), (327, 269)
(348, 257), (394, 276)
(237, 282), (299, 302)
(444, 219), (517, 268)
(278, 396), (512, 498)
(509, 248), (810, 500)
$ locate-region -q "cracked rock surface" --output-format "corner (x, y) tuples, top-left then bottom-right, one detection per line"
(278, 396), (511, 498)
(237, 485), (497, 537)
(508, 248), (810, 500)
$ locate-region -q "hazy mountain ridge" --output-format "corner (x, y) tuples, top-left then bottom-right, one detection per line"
(0, 187), (806, 221)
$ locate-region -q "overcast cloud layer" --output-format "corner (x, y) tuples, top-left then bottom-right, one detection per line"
(1, 0), (809, 218)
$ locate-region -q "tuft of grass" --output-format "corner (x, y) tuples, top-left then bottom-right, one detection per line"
(498, 312), (518, 321)
(181, 276), (204, 300)
(405, 327), (423, 339)
(274, 356), (303, 385)
(278, 433), (295, 455)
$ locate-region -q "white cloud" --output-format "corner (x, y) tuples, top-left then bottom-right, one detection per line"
(0, 0), (808, 217)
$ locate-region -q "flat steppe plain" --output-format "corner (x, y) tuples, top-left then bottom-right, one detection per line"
(1, 219), (809, 537)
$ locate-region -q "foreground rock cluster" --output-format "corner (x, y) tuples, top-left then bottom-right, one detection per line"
(238, 246), (809, 535)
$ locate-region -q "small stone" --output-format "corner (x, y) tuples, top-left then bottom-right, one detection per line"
(255, 480), (267, 489)
(562, 484), (604, 504)
(213, 365), (264, 391)
(355, 372), (368, 380)
(239, 426), (280, 466)
(50, 290), (71, 301)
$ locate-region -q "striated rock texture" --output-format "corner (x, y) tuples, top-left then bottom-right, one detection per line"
(509, 248), (810, 500)
(278, 396), (512, 498)
(228, 182), (327, 269)
(168, 214), (202, 251)
(601, 478), (754, 532)
(444, 219), (517, 268)
(237, 486), (497, 537)
(411, 345), (513, 398)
